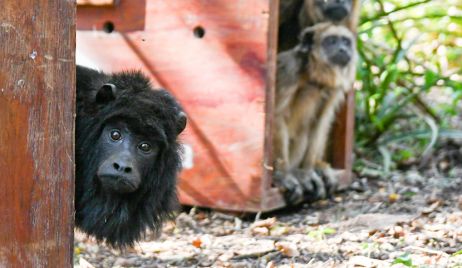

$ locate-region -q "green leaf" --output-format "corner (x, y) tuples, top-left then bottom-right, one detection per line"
(398, 149), (414, 161)
(424, 70), (439, 90)
(307, 227), (337, 240)
(392, 253), (413, 267)
(322, 228), (336, 235)
(380, 66), (399, 94)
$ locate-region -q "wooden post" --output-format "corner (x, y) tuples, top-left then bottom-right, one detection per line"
(0, 1), (75, 267)
(331, 90), (356, 188)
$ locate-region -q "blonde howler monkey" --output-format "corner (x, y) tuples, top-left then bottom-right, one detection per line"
(273, 23), (357, 204)
(278, 0), (360, 51)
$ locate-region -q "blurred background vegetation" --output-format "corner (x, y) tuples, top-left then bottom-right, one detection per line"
(354, 0), (462, 176)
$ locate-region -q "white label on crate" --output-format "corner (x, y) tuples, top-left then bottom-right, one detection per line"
(181, 144), (194, 169)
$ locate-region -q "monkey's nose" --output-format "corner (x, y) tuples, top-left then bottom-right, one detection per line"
(112, 162), (133, 174)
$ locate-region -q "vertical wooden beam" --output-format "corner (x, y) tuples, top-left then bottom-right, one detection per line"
(0, 1), (75, 267)
(263, 0), (286, 208)
(331, 90), (355, 187)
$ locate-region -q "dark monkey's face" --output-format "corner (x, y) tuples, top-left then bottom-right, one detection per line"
(314, 0), (353, 21)
(96, 121), (160, 194)
(321, 33), (353, 67)
(299, 24), (355, 69)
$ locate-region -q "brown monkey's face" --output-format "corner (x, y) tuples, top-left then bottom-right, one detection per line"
(321, 34), (352, 67)
(319, 25), (355, 67)
(314, 0), (353, 22)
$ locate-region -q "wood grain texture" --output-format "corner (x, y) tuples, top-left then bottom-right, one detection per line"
(77, 0), (115, 6)
(262, 0), (285, 209)
(0, 0), (75, 267)
(331, 90), (355, 187)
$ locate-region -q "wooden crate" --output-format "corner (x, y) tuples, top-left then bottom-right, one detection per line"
(76, 0), (354, 212)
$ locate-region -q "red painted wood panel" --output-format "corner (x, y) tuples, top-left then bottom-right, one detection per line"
(77, 0), (146, 32)
(77, 0), (284, 212)
(0, 0), (75, 267)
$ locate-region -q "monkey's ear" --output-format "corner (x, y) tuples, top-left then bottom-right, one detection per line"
(176, 111), (187, 134)
(96, 83), (117, 104)
(299, 28), (315, 53)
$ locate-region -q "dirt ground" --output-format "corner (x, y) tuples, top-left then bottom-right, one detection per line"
(74, 144), (462, 268)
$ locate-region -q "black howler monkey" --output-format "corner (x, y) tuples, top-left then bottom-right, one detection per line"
(75, 65), (187, 248)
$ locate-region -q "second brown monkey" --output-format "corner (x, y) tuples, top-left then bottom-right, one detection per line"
(279, 0), (360, 52)
(273, 23), (357, 204)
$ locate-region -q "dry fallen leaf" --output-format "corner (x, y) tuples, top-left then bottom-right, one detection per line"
(389, 226), (405, 238)
(251, 217), (277, 229)
(74, 246), (83, 255)
(275, 241), (300, 257)
(192, 237), (202, 248)
(252, 226), (270, 236)
(79, 257), (95, 268)
(349, 255), (385, 267)
(438, 160), (449, 171)
(422, 201), (442, 214)
(388, 193), (400, 203)
(271, 225), (290, 236)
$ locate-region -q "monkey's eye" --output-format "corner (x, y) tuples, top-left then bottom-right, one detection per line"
(110, 130), (122, 141)
(342, 37), (351, 47)
(323, 36), (337, 46)
(138, 142), (152, 153)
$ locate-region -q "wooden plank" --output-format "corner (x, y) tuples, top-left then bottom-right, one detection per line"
(262, 0), (285, 208)
(0, 0), (75, 267)
(331, 90), (356, 188)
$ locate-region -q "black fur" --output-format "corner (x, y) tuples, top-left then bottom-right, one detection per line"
(75, 65), (185, 248)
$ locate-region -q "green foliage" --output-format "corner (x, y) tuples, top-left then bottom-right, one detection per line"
(355, 0), (462, 172)
(392, 253), (415, 267)
(307, 227), (336, 240)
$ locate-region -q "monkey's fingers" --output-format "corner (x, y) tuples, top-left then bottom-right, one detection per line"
(297, 169), (327, 201)
(273, 171), (305, 205)
(316, 166), (340, 196)
(289, 169), (326, 203)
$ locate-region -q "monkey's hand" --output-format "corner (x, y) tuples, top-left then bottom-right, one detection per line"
(314, 161), (340, 196)
(273, 170), (304, 205)
(274, 166), (340, 206)
(273, 169), (329, 205)
(292, 168), (329, 203)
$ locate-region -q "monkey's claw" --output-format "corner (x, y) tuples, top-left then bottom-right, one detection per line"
(273, 171), (305, 205)
(274, 168), (340, 206)
(315, 166), (340, 196)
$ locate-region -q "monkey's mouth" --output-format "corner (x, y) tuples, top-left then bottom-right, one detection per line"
(98, 175), (140, 194)
(324, 7), (348, 21)
(331, 53), (351, 67)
